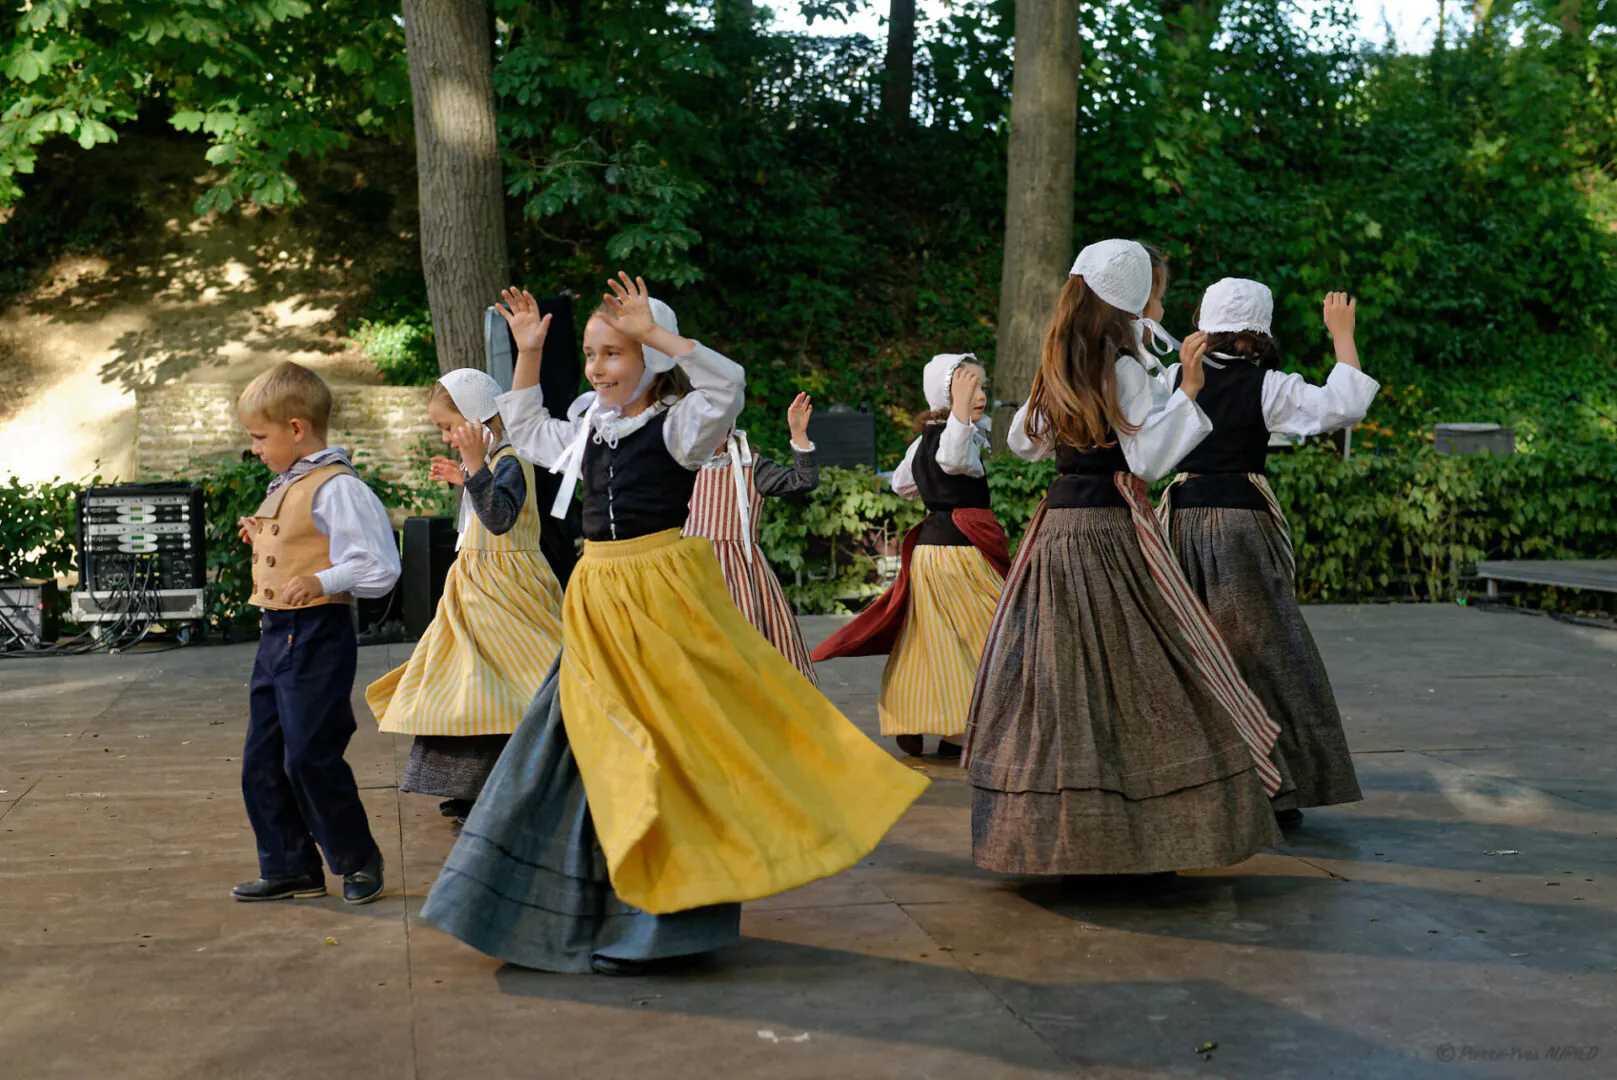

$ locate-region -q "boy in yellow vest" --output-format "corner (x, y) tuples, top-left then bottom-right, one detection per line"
(231, 362), (401, 905)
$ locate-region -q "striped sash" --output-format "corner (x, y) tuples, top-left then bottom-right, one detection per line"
(1117, 473), (1281, 792)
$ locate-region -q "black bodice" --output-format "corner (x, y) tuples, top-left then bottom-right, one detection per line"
(1174, 361), (1270, 476)
(912, 422), (990, 546)
(579, 412), (698, 542)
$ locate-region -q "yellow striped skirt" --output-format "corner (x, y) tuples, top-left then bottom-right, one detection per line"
(367, 548), (564, 737)
(558, 528), (930, 914)
(878, 543), (1004, 737)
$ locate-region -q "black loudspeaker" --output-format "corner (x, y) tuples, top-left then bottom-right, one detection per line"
(806, 406), (878, 470)
(0, 580), (59, 646)
(401, 517), (458, 640)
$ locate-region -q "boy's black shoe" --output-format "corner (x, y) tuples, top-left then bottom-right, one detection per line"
(1275, 808), (1305, 828)
(439, 798), (473, 819)
(343, 850), (386, 905)
(936, 740), (963, 759)
(589, 952), (704, 977)
(895, 734), (924, 757)
(232, 869), (326, 902)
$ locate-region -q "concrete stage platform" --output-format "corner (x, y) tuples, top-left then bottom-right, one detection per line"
(2, 605), (1613, 1079)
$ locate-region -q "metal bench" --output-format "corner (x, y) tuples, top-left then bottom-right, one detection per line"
(1474, 560), (1617, 598)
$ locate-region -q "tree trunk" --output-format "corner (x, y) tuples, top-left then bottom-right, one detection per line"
(402, 0), (509, 374)
(994, 0), (1081, 424)
(882, 0), (917, 127)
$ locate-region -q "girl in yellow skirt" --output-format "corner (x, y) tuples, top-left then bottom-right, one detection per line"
(812, 355), (1009, 760)
(420, 275), (929, 976)
(365, 369), (565, 826)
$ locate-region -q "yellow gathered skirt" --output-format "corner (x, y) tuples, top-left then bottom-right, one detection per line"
(879, 544), (1004, 737)
(559, 528), (930, 915)
(367, 546), (565, 737)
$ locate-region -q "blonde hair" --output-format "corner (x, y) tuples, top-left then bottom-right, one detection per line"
(237, 361), (334, 434)
(424, 381), (506, 438)
(1024, 276), (1140, 450)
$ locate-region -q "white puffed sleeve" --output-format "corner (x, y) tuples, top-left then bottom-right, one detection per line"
(1262, 364), (1380, 436)
(1115, 356), (1212, 483)
(935, 416), (987, 477)
(890, 437), (923, 500)
(1006, 402), (1053, 462)
(662, 341), (746, 469)
(310, 475), (402, 599)
(496, 384), (584, 470)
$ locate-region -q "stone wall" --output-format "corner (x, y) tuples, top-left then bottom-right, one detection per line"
(135, 384), (437, 487)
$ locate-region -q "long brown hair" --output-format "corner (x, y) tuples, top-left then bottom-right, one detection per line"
(1025, 276), (1140, 449)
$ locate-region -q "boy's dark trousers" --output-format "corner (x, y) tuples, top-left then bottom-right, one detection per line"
(242, 604), (378, 878)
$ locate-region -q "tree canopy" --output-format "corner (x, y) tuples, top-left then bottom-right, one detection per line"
(5, 0), (1617, 456)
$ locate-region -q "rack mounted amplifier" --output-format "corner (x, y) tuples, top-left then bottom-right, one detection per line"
(75, 482), (207, 592)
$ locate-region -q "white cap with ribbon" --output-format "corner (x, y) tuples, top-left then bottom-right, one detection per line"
(1070, 239), (1153, 317)
(547, 296), (682, 519)
(437, 367), (503, 423)
(1198, 278), (1274, 336)
(923, 352), (977, 412)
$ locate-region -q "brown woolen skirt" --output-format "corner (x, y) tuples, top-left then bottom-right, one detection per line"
(1167, 507), (1362, 811)
(967, 507), (1279, 875)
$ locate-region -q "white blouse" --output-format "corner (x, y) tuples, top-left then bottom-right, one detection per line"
(1008, 355), (1212, 483)
(1153, 360), (1379, 434)
(498, 341), (746, 473)
(890, 416), (988, 499)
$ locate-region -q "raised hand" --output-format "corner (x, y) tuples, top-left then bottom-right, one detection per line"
(446, 420), (489, 475)
(1323, 292), (1357, 339)
(495, 288), (553, 355)
(787, 392), (813, 443)
(1179, 330), (1208, 400)
(429, 456), (466, 487)
(951, 366), (982, 419)
(598, 272), (660, 342)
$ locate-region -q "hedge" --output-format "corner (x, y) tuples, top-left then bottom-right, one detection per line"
(4, 441), (1614, 633)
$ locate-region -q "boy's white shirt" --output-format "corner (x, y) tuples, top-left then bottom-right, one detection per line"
(299, 468), (401, 599)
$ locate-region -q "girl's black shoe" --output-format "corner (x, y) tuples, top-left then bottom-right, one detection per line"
(1275, 808), (1305, 828)
(895, 734), (924, 757)
(231, 869), (326, 902)
(439, 798), (473, 819)
(936, 740), (963, 759)
(590, 953), (704, 977)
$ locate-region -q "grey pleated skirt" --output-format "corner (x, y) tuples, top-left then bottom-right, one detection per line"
(399, 736), (509, 801)
(419, 657), (741, 972)
(1167, 506), (1362, 811)
(968, 507), (1279, 875)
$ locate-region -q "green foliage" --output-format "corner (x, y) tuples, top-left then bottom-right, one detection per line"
(0, 0), (410, 210)
(758, 464), (925, 613)
(760, 446), (1617, 615)
(2, 458), (420, 632)
(351, 316), (438, 386)
(0, 473), (84, 580)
